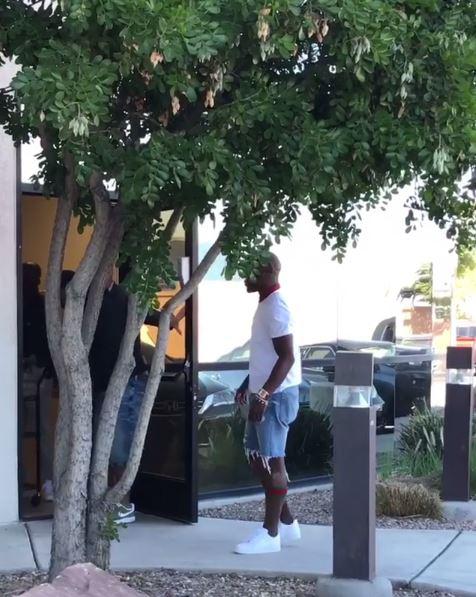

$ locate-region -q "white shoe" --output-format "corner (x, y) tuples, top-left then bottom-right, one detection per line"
(114, 503), (136, 525)
(42, 480), (54, 502)
(234, 528), (281, 554)
(279, 520), (301, 546)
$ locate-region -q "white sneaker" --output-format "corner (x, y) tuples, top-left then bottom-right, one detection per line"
(234, 528), (281, 554)
(42, 480), (54, 502)
(114, 503), (136, 525)
(279, 520), (301, 546)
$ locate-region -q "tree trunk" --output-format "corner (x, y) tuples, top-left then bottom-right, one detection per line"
(49, 344), (93, 577)
(48, 173), (113, 579)
(85, 296), (145, 566)
(47, 186), (225, 575)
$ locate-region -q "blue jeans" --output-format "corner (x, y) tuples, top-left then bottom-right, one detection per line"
(244, 386), (300, 461)
(110, 374), (147, 467)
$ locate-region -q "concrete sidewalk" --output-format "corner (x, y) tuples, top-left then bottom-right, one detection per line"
(1, 516), (476, 595)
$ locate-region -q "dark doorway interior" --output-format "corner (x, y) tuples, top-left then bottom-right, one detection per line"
(18, 193), (198, 522)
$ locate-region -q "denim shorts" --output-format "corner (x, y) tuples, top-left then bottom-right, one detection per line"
(244, 386), (300, 462)
(110, 374), (147, 467)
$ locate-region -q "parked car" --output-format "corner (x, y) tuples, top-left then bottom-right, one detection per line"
(301, 340), (433, 420)
(456, 322), (476, 349)
(300, 340), (395, 430)
(372, 317), (396, 343)
(372, 316), (434, 350)
(202, 340), (390, 423)
(141, 340), (239, 420)
(143, 334), (432, 427)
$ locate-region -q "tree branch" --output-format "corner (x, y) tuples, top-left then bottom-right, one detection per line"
(65, 172), (112, 308)
(90, 294), (147, 504)
(82, 210), (124, 350)
(44, 195), (73, 367)
(163, 206), (184, 242)
(165, 229), (225, 313)
(44, 152), (75, 492)
(58, 169), (115, 522)
(106, 231), (225, 503)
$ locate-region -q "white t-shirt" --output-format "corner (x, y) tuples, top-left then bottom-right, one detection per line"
(249, 290), (302, 393)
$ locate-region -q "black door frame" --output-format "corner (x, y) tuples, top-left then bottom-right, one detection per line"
(184, 218), (199, 522)
(17, 161), (26, 520)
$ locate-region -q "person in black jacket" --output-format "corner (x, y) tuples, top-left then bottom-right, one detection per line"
(89, 268), (183, 524)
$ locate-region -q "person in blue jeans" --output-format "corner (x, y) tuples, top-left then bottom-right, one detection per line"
(235, 253), (302, 554)
(89, 267), (183, 524)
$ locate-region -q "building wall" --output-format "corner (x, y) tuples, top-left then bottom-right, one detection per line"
(0, 59), (19, 523)
(22, 194), (93, 291)
(197, 196), (455, 363)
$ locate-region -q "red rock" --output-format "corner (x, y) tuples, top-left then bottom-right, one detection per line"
(22, 563), (146, 596)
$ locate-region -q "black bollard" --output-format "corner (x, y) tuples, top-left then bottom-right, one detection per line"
(442, 346), (474, 503)
(332, 351), (376, 581)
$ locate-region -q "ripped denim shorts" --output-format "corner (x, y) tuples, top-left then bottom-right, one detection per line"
(244, 385), (300, 467)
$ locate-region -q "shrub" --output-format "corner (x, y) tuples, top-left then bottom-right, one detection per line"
(403, 451), (443, 479)
(376, 482), (442, 519)
(399, 408), (444, 463)
(286, 408), (333, 475)
(378, 450), (442, 491)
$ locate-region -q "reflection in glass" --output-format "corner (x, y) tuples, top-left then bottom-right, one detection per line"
(198, 370), (252, 492)
(197, 368), (335, 494)
(446, 369), (474, 385)
(140, 373), (187, 481)
(334, 385), (372, 408)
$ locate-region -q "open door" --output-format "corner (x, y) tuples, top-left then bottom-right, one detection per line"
(131, 220), (198, 523)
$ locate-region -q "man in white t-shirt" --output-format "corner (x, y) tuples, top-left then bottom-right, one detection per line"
(234, 253), (302, 555)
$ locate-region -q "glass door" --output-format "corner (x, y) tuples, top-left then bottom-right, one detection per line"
(131, 219), (198, 523)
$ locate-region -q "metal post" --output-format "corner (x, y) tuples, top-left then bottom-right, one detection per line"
(316, 352), (391, 597)
(442, 346), (474, 503)
(332, 351), (376, 581)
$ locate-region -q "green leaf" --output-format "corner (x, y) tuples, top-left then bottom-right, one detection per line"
(355, 67), (366, 83)
(185, 87), (198, 103)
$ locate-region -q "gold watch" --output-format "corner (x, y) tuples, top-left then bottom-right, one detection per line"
(257, 388), (270, 401)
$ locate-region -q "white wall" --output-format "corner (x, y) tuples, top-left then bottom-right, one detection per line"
(198, 193), (454, 362)
(0, 59), (19, 523)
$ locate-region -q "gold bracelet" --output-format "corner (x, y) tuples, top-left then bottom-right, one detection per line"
(252, 394), (268, 407)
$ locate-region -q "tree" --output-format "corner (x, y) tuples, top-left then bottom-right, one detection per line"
(455, 248), (476, 320)
(1, 0), (474, 579)
(399, 263), (433, 302)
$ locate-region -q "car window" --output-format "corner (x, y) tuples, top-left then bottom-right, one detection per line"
(382, 325), (395, 342)
(457, 326), (476, 337)
(306, 346), (334, 360)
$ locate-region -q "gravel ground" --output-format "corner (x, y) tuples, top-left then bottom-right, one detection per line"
(201, 489), (476, 531)
(0, 571), (455, 596)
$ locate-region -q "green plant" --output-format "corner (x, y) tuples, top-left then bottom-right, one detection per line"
(376, 482), (442, 519)
(405, 452), (443, 479)
(286, 408), (333, 476)
(378, 451), (398, 482)
(101, 510), (121, 544)
(378, 450), (441, 486)
(399, 408), (444, 462)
